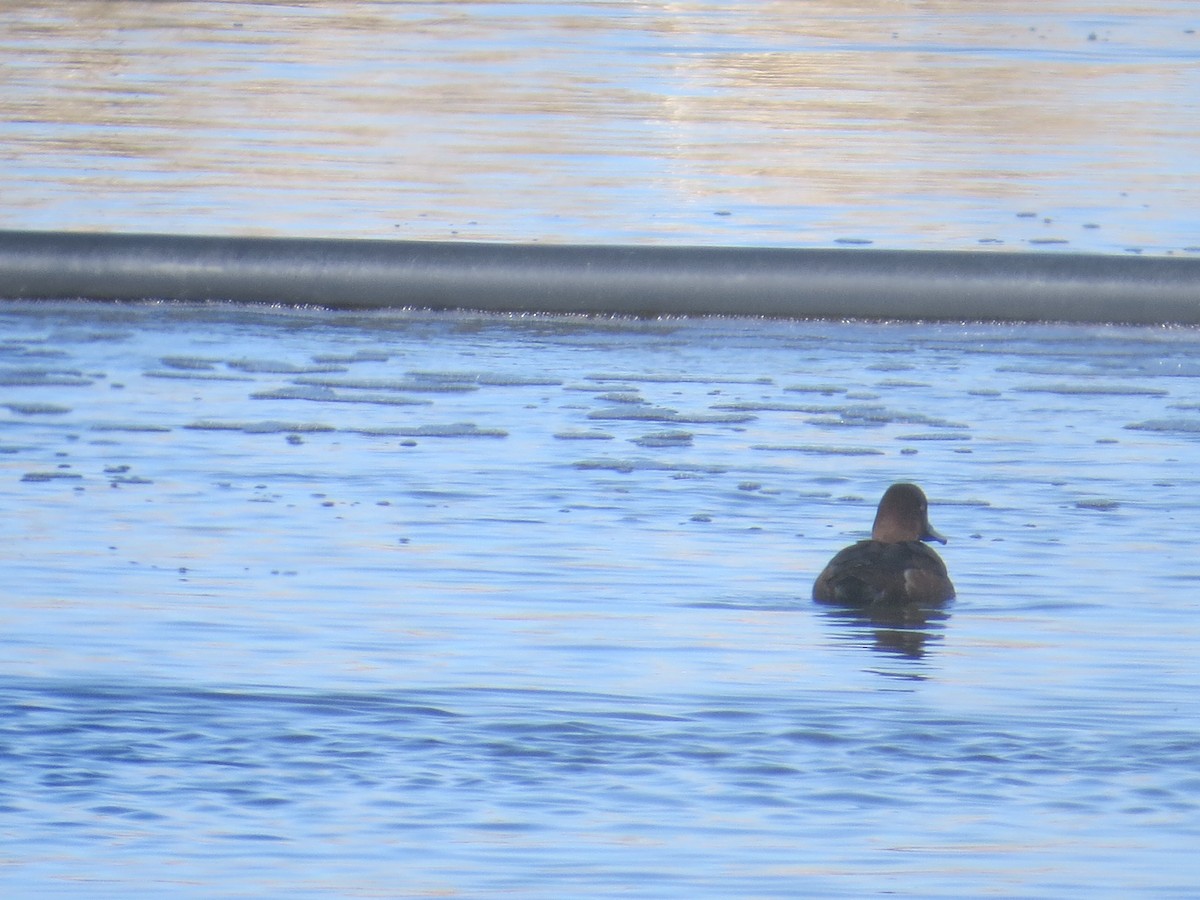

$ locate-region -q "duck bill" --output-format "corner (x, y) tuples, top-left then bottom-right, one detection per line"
(922, 525), (947, 545)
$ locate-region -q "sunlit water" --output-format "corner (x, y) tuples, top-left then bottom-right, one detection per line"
(2, 1), (1199, 254)
(1, 302), (1198, 896)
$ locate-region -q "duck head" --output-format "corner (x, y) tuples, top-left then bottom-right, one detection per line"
(871, 483), (946, 544)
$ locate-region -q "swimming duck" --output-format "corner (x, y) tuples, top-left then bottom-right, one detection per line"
(813, 483), (955, 607)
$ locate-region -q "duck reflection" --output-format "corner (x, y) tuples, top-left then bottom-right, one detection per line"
(818, 602), (952, 660)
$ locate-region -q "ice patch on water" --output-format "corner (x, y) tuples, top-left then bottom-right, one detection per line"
(554, 429), (614, 441)
(184, 420), (336, 433)
(91, 423), (172, 432)
(588, 373), (772, 385)
(478, 374), (564, 386)
(573, 457), (726, 474)
(399, 370), (562, 387)
(631, 431), (693, 448)
(563, 383), (641, 393)
(251, 386), (431, 406)
(1126, 419), (1200, 434)
(145, 370), (253, 382)
(667, 412), (756, 424)
(711, 401), (842, 413)
(1076, 498), (1120, 510)
(403, 369), (484, 382)
(311, 350), (390, 364)
(159, 356), (221, 370)
(1017, 383), (1169, 396)
(783, 384), (846, 395)
(587, 407), (754, 424)
(294, 376), (478, 393)
(3, 403), (70, 415)
(21, 471), (83, 482)
(876, 379), (932, 388)
(806, 415), (884, 428)
(751, 444), (885, 456)
(349, 423), (507, 438)
(227, 359), (347, 374)
(0, 368), (92, 386)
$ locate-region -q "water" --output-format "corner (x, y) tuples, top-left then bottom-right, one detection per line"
(1, 302), (1199, 896)
(2, 2), (1199, 895)
(2, 1), (1199, 254)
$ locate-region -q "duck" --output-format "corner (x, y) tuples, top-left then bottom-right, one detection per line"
(813, 483), (955, 608)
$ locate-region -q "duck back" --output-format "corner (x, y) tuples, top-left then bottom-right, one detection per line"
(813, 539), (954, 607)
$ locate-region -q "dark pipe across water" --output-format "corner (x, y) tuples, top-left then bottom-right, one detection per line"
(1, 230), (1197, 324)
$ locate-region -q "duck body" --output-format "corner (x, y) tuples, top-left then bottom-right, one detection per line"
(812, 483), (955, 609)
(813, 538), (954, 607)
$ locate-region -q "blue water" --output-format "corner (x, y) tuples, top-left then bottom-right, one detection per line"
(2, 2), (1199, 253)
(3, 2), (1200, 895)
(2, 302), (1199, 896)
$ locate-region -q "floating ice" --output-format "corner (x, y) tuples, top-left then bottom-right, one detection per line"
(184, 420), (336, 433)
(348, 423), (507, 438)
(0, 368), (92, 386)
(251, 386), (431, 406)
(294, 376), (478, 393)
(227, 359), (347, 374)
(159, 356), (220, 370)
(554, 430), (614, 440)
(1126, 419), (1200, 433)
(4, 403), (70, 415)
(751, 444), (885, 456)
(631, 431), (694, 447)
(90, 423), (172, 432)
(587, 373), (772, 385)
(1017, 383), (1168, 396)
(572, 457), (726, 474)
(145, 370), (254, 382)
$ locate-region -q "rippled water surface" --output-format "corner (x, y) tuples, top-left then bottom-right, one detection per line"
(3, 3), (1200, 894)
(2, 1), (1199, 253)
(2, 302), (1199, 896)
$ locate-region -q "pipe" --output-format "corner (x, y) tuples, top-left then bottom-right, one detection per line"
(0, 229), (1198, 324)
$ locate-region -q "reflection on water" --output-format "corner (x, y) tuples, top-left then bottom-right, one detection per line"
(2, 303), (1199, 896)
(1, 2), (1198, 252)
(818, 603), (952, 661)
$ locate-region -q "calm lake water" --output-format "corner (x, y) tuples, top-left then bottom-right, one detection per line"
(2, 302), (1199, 897)
(2, 2), (1200, 897)
(1, 1), (1199, 254)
